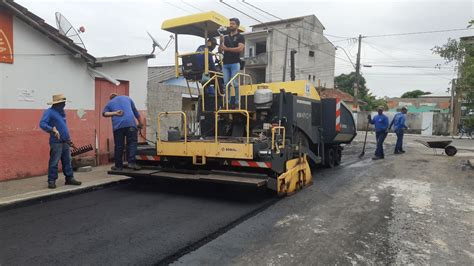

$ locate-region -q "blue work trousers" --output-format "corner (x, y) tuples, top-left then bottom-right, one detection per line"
(375, 131), (387, 158)
(48, 142), (74, 184)
(113, 126), (138, 168)
(395, 128), (404, 152)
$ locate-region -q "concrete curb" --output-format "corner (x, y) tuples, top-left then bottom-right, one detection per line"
(0, 176), (131, 211)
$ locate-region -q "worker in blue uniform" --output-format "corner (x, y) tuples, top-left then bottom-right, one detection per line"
(103, 93), (143, 171)
(390, 106), (408, 154)
(40, 94), (82, 189)
(368, 106), (389, 160)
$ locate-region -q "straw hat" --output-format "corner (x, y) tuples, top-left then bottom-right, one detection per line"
(47, 94), (68, 105)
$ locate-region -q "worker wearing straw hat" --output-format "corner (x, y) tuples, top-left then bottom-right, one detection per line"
(39, 94), (82, 189)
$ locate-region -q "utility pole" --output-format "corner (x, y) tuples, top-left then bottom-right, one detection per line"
(290, 49), (297, 81)
(353, 34), (362, 111)
(282, 36), (289, 82)
(450, 79), (455, 136)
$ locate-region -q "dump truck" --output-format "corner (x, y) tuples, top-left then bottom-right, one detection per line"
(109, 11), (356, 196)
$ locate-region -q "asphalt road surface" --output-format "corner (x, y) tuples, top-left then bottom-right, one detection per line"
(175, 135), (474, 265)
(2, 134), (471, 265)
(0, 179), (275, 265)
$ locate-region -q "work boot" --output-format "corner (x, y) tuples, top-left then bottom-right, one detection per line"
(400, 150), (406, 153)
(394, 151), (401, 154)
(128, 163), (141, 171)
(372, 156), (382, 160)
(111, 166), (123, 171)
(65, 178), (82, 186)
(48, 183), (56, 189)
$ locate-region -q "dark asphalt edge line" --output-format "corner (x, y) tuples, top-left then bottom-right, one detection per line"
(155, 196), (280, 266)
(0, 179), (132, 213)
(156, 149), (368, 265)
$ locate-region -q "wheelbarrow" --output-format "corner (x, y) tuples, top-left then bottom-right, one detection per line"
(415, 140), (457, 156)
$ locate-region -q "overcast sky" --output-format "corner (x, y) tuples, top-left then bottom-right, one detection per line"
(17, 0), (474, 97)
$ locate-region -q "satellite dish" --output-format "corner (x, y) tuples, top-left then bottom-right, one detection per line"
(147, 32), (174, 54)
(55, 12), (86, 50)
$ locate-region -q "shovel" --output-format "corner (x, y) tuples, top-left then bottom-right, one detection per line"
(359, 120), (370, 158)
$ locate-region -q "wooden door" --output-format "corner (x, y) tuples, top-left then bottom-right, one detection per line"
(95, 78), (129, 165)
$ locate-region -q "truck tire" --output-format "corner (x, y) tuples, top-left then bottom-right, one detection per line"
(325, 147), (336, 168)
(335, 147), (342, 166)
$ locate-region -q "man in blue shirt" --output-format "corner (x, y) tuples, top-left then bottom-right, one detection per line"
(103, 93), (143, 170)
(196, 37), (218, 72)
(368, 106), (389, 160)
(389, 106), (408, 154)
(39, 94), (82, 189)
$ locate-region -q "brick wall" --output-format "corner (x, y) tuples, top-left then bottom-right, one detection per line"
(146, 82), (189, 141)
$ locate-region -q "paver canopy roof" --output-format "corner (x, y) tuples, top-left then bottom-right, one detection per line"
(162, 11), (245, 38)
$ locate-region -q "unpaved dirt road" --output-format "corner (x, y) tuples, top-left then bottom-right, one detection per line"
(175, 134), (474, 265)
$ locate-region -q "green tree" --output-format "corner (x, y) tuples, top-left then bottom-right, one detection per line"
(401, 90), (432, 98)
(334, 72), (369, 99)
(362, 92), (387, 111)
(432, 37), (474, 108)
(334, 72), (387, 111)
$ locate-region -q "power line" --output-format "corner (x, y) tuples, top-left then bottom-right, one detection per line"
(367, 64), (454, 69)
(335, 46), (356, 69)
(365, 28), (473, 38)
(363, 40), (399, 61)
(241, 0), (282, 20)
(163, 0), (193, 14)
(236, 0), (274, 21)
(363, 73), (452, 81)
(181, 0), (205, 12)
(325, 33), (352, 39)
(362, 39), (440, 59)
(218, 0), (353, 65)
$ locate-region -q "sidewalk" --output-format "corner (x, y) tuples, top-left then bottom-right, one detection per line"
(0, 165), (131, 208)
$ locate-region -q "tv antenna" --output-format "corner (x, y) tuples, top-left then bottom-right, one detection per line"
(55, 12), (86, 50)
(147, 32), (174, 54)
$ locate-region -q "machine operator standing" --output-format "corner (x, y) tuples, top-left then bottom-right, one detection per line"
(219, 17), (245, 108)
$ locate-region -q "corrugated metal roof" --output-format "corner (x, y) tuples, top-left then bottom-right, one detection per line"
(96, 54), (155, 63)
(148, 65), (178, 83)
(320, 88), (366, 105)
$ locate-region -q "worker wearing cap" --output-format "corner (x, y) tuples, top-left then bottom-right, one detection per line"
(390, 106), (409, 154)
(39, 94), (82, 189)
(368, 106), (389, 160)
(196, 38), (218, 72)
(103, 93), (143, 171)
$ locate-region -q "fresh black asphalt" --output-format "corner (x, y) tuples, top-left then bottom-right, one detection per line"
(0, 179), (274, 265)
(0, 142), (368, 265)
